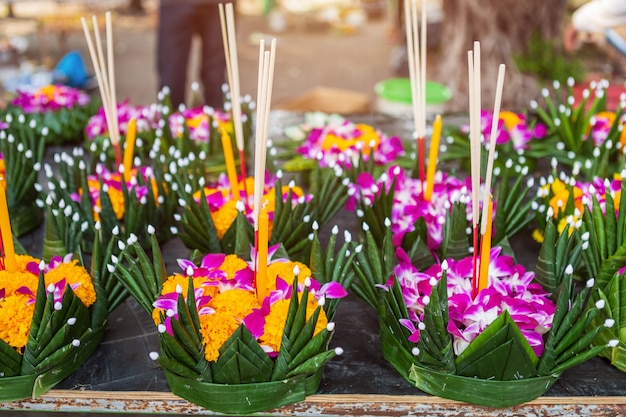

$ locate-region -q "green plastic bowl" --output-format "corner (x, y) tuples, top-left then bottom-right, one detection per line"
(374, 77), (452, 105)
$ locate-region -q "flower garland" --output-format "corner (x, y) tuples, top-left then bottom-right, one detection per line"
(0, 254), (96, 351)
(10, 85), (90, 114)
(393, 247), (555, 357)
(347, 165), (474, 250)
(294, 113), (404, 169)
(192, 172), (311, 239)
(152, 247), (347, 362)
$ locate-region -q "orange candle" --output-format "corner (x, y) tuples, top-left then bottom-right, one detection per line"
(478, 195), (493, 293)
(123, 116), (136, 181)
(0, 181), (16, 272)
(255, 205), (269, 302)
(221, 131), (240, 202)
(424, 114), (442, 201)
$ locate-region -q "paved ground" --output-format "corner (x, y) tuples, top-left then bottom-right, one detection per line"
(2, 0), (400, 111)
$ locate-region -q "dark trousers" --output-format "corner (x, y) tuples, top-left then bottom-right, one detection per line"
(157, 3), (226, 108)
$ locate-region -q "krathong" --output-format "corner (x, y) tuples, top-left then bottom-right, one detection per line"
(0, 123), (44, 237)
(443, 109), (547, 171)
(535, 173), (626, 373)
(41, 149), (176, 256)
(347, 165), (472, 250)
(349, 39), (611, 407)
(279, 112), (405, 172)
(3, 84), (98, 145)
(533, 170), (623, 243)
(0, 213), (124, 401)
(176, 167), (348, 263)
(393, 247), (555, 357)
(530, 78), (626, 179)
(10, 85), (90, 114)
(190, 172), (308, 238)
(111, 227), (354, 414)
(353, 222), (613, 407)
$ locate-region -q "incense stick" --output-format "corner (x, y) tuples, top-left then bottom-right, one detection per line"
(81, 14), (121, 168)
(106, 12), (120, 149)
(467, 45), (480, 299)
(480, 64), (506, 234)
(252, 39), (276, 229)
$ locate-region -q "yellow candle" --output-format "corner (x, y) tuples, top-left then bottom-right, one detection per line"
(424, 114), (442, 201)
(478, 195), (493, 293)
(123, 117), (136, 181)
(0, 181), (16, 272)
(221, 130), (240, 202)
(256, 205), (269, 302)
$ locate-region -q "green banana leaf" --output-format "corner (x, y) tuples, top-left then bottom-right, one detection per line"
(164, 369), (322, 415)
(591, 271), (626, 372)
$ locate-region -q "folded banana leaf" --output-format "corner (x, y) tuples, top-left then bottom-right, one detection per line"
(164, 369), (322, 415)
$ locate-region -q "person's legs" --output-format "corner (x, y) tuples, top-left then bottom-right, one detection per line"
(157, 4), (196, 108)
(195, 4), (227, 108)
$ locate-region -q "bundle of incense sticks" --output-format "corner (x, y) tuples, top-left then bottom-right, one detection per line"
(81, 12), (121, 167)
(252, 38), (277, 302)
(467, 40), (507, 297)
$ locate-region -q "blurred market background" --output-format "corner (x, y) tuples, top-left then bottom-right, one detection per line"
(1, 0), (625, 116)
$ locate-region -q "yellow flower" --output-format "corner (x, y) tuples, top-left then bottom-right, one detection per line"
(259, 296), (327, 353)
(320, 123), (380, 156)
(35, 85), (58, 101)
(499, 111), (522, 131)
(85, 178), (125, 221)
(209, 289), (258, 319)
(212, 200), (239, 239)
(197, 290), (258, 362)
(0, 255), (40, 296)
(0, 293), (35, 350)
(199, 310), (241, 362)
(557, 217), (577, 236)
(44, 260), (97, 307)
(265, 261), (312, 293)
(532, 229), (544, 243)
(545, 179), (583, 218)
(219, 255), (249, 279)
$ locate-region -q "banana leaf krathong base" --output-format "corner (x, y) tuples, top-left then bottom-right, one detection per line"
(379, 323), (560, 408)
(0, 326), (105, 402)
(164, 369), (323, 415)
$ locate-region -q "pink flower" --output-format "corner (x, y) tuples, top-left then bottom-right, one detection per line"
(461, 110), (546, 150)
(85, 101), (160, 140)
(349, 165), (475, 251)
(394, 246), (555, 356)
(11, 84), (90, 113)
(296, 117), (404, 169)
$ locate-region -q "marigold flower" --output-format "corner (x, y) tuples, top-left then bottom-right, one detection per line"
(258, 296), (327, 353)
(0, 254), (95, 351)
(199, 310), (243, 362)
(0, 293), (35, 350)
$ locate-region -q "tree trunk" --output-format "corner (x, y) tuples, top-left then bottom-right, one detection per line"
(437, 0), (570, 112)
